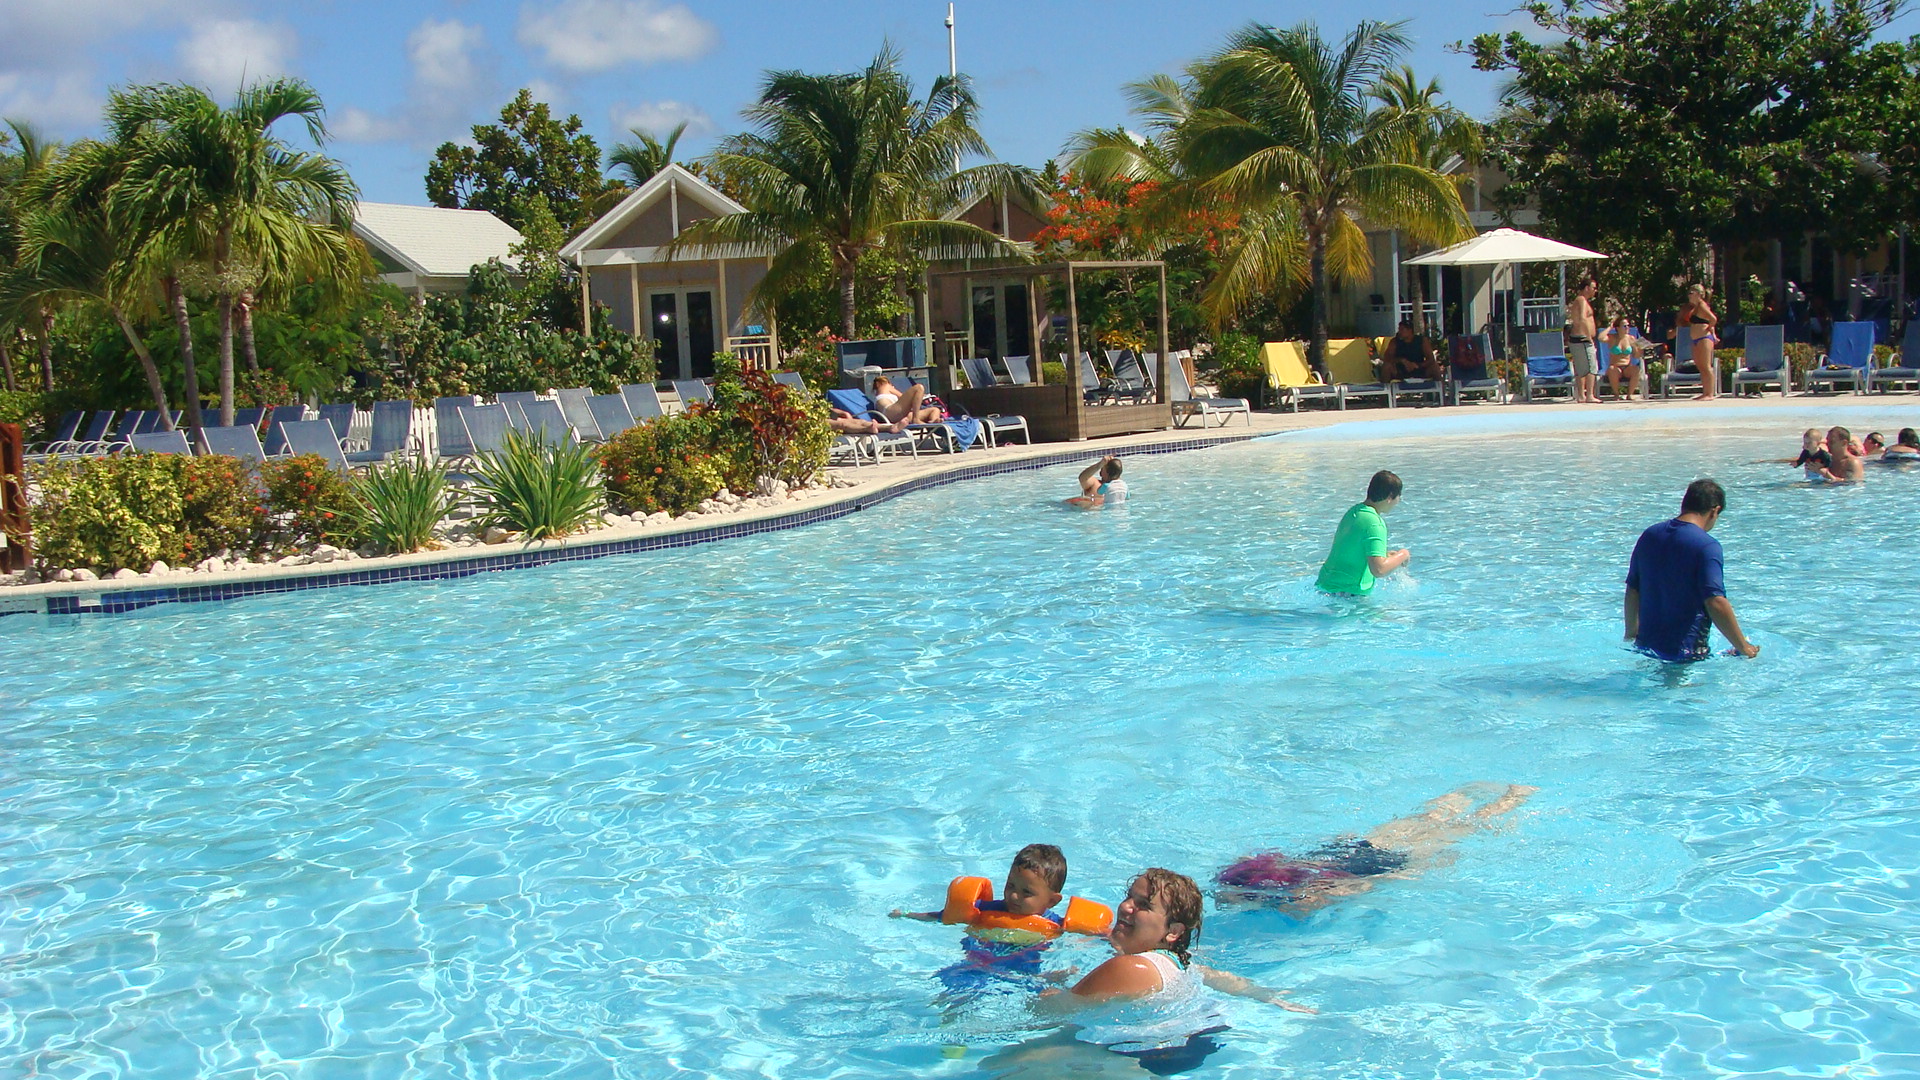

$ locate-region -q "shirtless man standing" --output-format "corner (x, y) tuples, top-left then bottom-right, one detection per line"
(1568, 275), (1600, 403)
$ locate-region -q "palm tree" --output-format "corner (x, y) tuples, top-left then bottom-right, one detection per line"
(608, 120), (689, 187)
(1369, 66), (1482, 336)
(108, 79), (360, 428)
(0, 120), (62, 391)
(670, 48), (1031, 338)
(1162, 22), (1472, 369)
(8, 198), (176, 427)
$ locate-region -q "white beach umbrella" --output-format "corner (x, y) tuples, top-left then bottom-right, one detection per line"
(1402, 229), (1610, 347)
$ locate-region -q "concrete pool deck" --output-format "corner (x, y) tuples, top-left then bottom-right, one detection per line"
(6, 392), (1917, 618)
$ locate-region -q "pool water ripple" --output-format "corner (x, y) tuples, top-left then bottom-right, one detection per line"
(4, 415), (1920, 1078)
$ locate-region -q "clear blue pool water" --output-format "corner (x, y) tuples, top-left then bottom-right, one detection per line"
(5, 408), (1920, 1079)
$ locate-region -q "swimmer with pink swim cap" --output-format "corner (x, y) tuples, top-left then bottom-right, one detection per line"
(1216, 784), (1537, 914)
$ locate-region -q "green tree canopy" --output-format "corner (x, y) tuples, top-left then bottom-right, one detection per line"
(427, 89), (606, 237)
(1471, 0), (1915, 302)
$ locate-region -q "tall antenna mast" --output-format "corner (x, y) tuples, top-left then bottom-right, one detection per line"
(946, 3), (957, 78)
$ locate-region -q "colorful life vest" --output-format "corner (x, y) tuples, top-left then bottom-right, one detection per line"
(940, 876), (1113, 943)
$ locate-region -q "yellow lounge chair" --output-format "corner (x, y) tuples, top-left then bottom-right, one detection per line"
(1260, 341), (1345, 411)
(1323, 338), (1392, 408)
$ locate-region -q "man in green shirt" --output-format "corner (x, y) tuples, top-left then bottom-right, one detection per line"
(1315, 470), (1410, 595)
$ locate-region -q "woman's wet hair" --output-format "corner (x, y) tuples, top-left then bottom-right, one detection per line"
(1899, 428), (1919, 448)
(1138, 868), (1203, 965)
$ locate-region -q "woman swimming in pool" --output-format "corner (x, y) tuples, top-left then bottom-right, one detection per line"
(1216, 783), (1537, 914)
(1004, 869), (1311, 1076)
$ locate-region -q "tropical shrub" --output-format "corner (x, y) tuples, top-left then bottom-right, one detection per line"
(468, 427), (604, 540)
(29, 453), (264, 571)
(1211, 332), (1265, 403)
(0, 390), (48, 436)
(598, 413), (727, 516)
(342, 457), (451, 554)
(710, 358), (831, 491)
(178, 456), (265, 565)
(777, 327), (844, 392)
(260, 454), (358, 552)
(1041, 360), (1069, 386)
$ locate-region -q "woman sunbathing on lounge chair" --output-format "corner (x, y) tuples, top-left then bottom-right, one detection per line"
(828, 408), (905, 435)
(872, 377), (943, 425)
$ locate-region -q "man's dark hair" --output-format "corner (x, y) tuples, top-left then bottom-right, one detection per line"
(1575, 273), (1596, 292)
(1103, 458), (1123, 481)
(1398, 319), (1414, 330)
(1012, 843), (1067, 891)
(1681, 478), (1726, 515)
(1367, 470), (1403, 504)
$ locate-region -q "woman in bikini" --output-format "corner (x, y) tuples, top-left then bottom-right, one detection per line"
(1215, 783), (1537, 915)
(1681, 284), (1720, 400)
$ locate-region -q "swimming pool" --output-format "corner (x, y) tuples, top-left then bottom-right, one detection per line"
(5, 409), (1919, 1078)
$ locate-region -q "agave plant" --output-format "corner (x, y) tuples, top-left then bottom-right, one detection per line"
(344, 456), (452, 554)
(467, 427), (603, 541)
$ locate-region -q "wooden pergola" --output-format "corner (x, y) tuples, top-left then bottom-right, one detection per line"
(930, 259), (1172, 442)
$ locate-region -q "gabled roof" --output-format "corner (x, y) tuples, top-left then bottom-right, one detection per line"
(560, 163), (748, 258)
(352, 203), (524, 278)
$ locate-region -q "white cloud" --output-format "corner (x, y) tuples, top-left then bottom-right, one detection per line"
(0, 0), (200, 66)
(408, 17), (486, 92)
(178, 18), (296, 91)
(517, 0), (717, 73)
(610, 100), (712, 137)
(525, 79), (567, 107)
(332, 18), (491, 147)
(0, 69), (104, 128)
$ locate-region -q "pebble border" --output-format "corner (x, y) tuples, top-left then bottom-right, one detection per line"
(2, 430), (1258, 620)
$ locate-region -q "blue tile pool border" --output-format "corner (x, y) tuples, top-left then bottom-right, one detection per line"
(12, 431), (1258, 619)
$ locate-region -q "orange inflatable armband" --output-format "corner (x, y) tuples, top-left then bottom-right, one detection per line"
(1061, 895), (1114, 936)
(943, 876), (994, 925)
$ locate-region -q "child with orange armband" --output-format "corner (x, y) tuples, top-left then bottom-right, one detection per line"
(892, 843), (1113, 998)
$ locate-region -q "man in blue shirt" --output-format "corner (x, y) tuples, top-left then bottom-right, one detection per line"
(1624, 479), (1759, 661)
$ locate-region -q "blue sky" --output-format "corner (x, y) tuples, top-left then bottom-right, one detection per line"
(0, 0), (1586, 204)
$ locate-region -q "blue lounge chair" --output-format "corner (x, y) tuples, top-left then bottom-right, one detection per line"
(261, 404), (306, 455)
(44, 410), (119, 456)
(588, 394), (638, 441)
(279, 419), (351, 473)
(553, 387), (601, 441)
(493, 391), (541, 427)
(231, 407), (266, 430)
(432, 396), (477, 461)
(1078, 353), (1111, 404)
(1522, 332), (1575, 402)
(318, 403), (356, 443)
(672, 379), (712, 407)
(127, 430), (191, 454)
(344, 400), (414, 464)
(1167, 355), (1250, 427)
(960, 356), (998, 389)
(621, 383), (666, 420)
(459, 404), (512, 457)
(1003, 355), (1034, 385)
(1730, 324), (1788, 396)
(199, 424), (269, 466)
(1661, 326), (1705, 397)
(772, 371), (808, 391)
(1868, 320), (1920, 393)
(516, 398), (575, 447)
(1805, 321), (1873, 394)
(33, 410), (83, 451)
(111, 410), (152, 445)
(1111, 353), (1157, 404)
